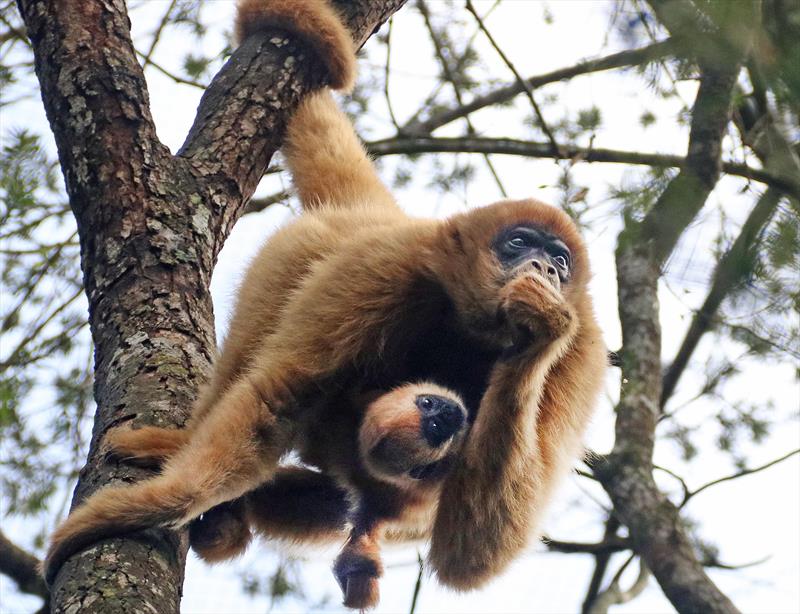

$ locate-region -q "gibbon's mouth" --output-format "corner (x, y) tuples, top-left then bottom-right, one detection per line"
(408, 458), (449, 480)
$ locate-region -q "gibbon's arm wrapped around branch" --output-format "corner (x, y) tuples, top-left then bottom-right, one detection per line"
(235, 0), (356, 91)
(236, 2), (397, 210)
(429, 276), (606, 590)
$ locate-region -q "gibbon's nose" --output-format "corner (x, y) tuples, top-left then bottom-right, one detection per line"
(530, 257), (560, 290)
(416, 395), (466, 447)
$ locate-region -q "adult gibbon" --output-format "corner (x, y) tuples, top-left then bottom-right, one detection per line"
(44, 0), (608, 609)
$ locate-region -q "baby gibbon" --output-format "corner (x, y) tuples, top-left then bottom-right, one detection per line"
(44, 0), (608, 609)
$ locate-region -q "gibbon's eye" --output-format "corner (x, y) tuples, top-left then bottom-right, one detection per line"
(507, 235), (527, 249)
(418, 396), (433, 410)
(554, 254), (569, 269)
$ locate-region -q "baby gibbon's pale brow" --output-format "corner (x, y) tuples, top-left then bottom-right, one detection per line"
(44, 0), (607, 609)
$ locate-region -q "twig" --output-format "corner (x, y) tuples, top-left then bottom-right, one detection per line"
(242, 190), (291, 215)
(418, 0), (507, 196)
(683, 449), (800, 506)
(403, 39), (674, 135)
(135, 50), (206, 89)
(543, 535), (629, 555)
(581, 515), (622, 614)
(465, 0), (560, 156)
(408, 551), (424, 614)
(140, 0), (177, 70)
(366, 136), (800, 198)
(588, 555), (649, 614)
(383, 16), (402, 132)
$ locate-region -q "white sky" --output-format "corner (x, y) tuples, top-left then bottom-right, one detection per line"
(2, 1), (798, 613)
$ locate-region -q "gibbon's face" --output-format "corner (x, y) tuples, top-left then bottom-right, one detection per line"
(492, 224), (573, 292)
(358, 383), (467, 490)
(438, 199), (589, 343)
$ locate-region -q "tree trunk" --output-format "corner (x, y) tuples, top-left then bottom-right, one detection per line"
(15, 0), (406, 611)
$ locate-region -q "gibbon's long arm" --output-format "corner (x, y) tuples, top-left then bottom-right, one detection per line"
(236, 0), (395, 211)
(282, 91), (399, 211)
(429, 274), (606, 589)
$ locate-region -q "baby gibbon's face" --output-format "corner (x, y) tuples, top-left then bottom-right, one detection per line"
(358, 383), (467, 489)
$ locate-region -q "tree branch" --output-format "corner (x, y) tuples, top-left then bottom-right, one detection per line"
(417, 0), (507, 196)
(588, 556), (650, 614)
(402, 39), (675, 135)
(580, 515), (622, 614)
(596, 7), (760, 609)
(0, 529), (48, 601)
(684, 449), (800, 505)
(660, 187), (782, 407)
(366, 136), (799, 198)
(464, 0), (560, 156)
(543, 535), (629, 556)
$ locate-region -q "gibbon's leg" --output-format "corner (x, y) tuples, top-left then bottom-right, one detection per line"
(245, 467), (350, 542)
(429, 272), (595, 590)
(102, 425), (254, 561)
(44, 376), (291, 585)
(189, 467), (350, 562)
(104, 425), (189, 466)
(283, 91), (400, 211)
(333, 509), (386, 610)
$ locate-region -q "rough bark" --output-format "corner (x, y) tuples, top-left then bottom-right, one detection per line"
(15, 0), (406, 612)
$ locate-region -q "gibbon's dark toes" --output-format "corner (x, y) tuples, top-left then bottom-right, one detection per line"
(189, 504), (252, 562)
(333, 549), (383, 610)
(342, 573), (380, 610)
(334, 551), (381, 609)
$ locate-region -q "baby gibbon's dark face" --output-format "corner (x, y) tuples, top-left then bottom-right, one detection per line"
(358, 384), (467, 489)
(492, 224), (572, 291)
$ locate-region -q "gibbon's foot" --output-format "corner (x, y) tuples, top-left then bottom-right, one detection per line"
(189, 501), (253, 562)
(333, 535), (383, 610)
(501, 271), (575, 344)
(103, 425), (188, 468)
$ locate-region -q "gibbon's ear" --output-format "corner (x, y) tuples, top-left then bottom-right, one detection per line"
(235, 0), (357, 92)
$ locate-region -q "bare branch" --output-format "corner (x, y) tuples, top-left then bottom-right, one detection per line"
(543, 535), (629, 556)
(366, 136), (799, 198)
(464, 0), (560, 156)
(243, 190), (291, 215)
(660, 187), (782, 407)
(684, 449), (800, 505)
(417, 0), (507, 196)
(139, 0), (177, 70)
(402, 39), (674, 135)
(588, 556), (650, 614)
(136, 49), (207, 89)
(580, 515), (622, 614)
(0, 529), (48, 600)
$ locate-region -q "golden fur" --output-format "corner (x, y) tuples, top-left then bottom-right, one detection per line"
(44, 0), (607, 609)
